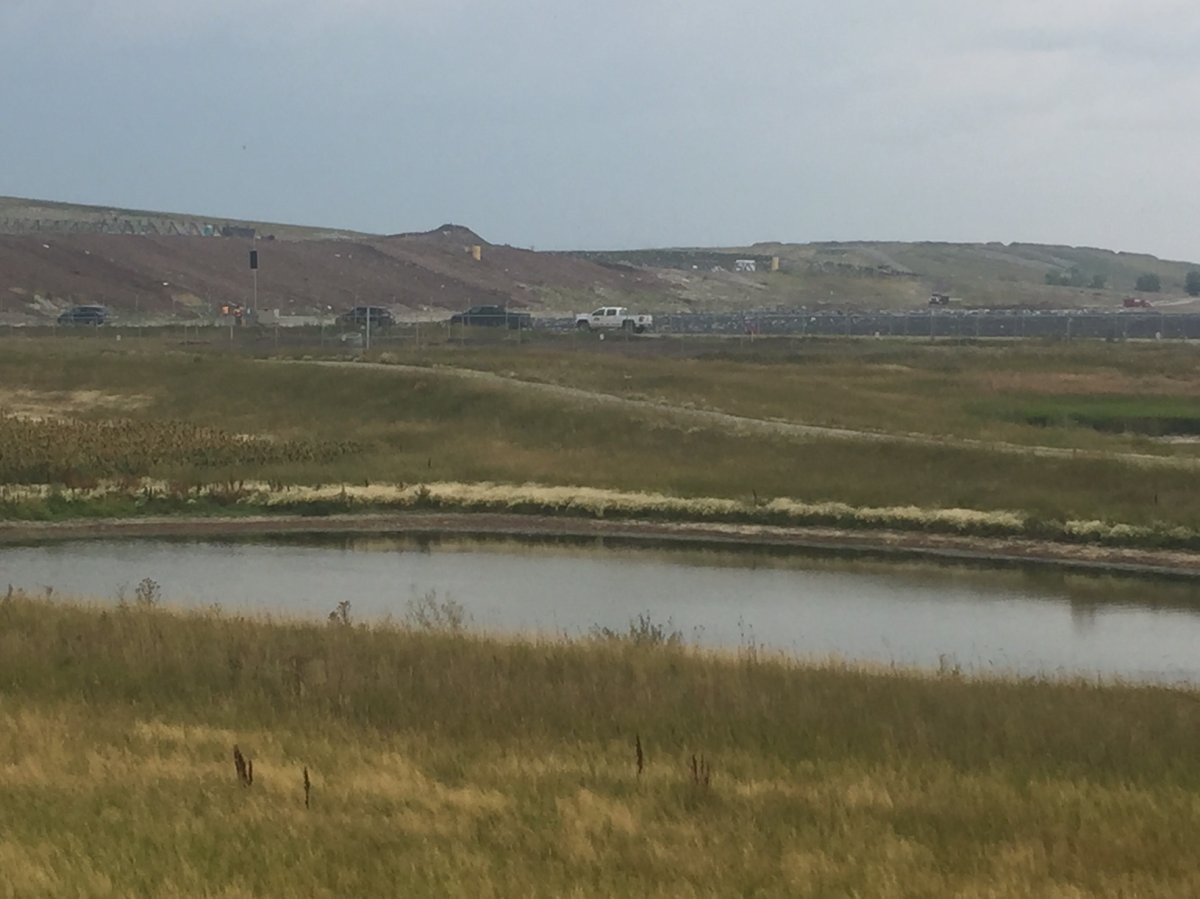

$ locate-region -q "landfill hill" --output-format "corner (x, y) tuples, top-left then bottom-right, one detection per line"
(2, 195), (1198, 322)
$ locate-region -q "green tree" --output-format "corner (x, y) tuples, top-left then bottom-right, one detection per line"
(1135, 273), (1162, 293)
(1089, 274), (1107, 290)
(1186, 271), (1200, 297)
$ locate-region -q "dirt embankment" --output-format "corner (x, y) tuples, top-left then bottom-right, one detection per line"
(2, 512), (1199, 579)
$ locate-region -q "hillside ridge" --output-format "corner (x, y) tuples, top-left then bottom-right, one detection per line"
(2, 195), (1198, 321)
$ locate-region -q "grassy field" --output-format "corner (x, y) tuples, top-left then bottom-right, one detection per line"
(386, 336), (1200, 450)
(4, 336), (1200, 895)
(1, 336), (1200, 544)
(2, 592), (1200, 897)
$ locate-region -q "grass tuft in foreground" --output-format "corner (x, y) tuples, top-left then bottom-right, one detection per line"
(2, 591), (1200, 896)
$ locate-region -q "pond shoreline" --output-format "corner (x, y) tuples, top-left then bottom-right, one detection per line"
(3, 512), (1200, 579)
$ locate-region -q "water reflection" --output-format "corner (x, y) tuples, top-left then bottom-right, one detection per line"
(2, 534), (1199, 683)
(1070, 602), (1100, 634)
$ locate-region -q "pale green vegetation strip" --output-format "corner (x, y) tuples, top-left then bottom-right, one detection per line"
(3, 593), (1200, 897)
(4, 477), (1200, 551)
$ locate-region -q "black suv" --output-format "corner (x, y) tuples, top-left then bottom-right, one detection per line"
(337, 305), (394, 328)
(57, 305), (108, 326)
(448, 305), (533, 329)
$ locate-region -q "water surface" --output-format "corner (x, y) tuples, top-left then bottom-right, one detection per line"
(3, 535), (1199, 683)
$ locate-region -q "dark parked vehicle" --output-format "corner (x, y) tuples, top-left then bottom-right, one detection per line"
(337, 305), (394, 328)
(57, 305), (108, 326)
(448, 305), (532, 329)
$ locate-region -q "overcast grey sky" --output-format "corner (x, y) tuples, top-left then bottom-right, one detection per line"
(2, 1), (1197, 258)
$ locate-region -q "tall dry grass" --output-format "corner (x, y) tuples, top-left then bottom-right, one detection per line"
(2, 591), (1200, 896)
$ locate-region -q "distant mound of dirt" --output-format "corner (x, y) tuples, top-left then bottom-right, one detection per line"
(385, 224), (489, 246)
(4, 195), (1198, 323)
(0, 199), (664, 321)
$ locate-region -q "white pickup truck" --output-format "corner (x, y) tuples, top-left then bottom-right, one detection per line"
(575, 306), (654, 333)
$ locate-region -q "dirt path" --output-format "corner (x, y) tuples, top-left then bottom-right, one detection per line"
(282, 359), (1200, 470)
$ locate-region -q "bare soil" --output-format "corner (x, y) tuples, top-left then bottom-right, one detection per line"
(0, 226), (664, 322)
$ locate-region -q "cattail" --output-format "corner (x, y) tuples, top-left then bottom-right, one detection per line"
(233, 745), (252, 787)
(689, 753), (712, 789)
(303, 767), (311, 810)
(635, 734), (644, 777)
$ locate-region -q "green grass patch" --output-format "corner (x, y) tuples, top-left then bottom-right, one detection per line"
(981, 395), (1200, 436)
(373, 336), (1200, 451)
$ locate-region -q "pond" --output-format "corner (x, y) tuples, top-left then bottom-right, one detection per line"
(3, 534), (1199, 684)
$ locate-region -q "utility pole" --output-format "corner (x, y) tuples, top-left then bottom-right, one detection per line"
(249, 248), (259, 317)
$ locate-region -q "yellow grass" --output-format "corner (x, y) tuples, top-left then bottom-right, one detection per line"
(3, 594), (1200, 896)
(0, 387), (152, 419)
(7, 476), (1198, 549)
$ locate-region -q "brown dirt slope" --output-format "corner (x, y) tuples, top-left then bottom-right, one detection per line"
(0, 217), (665, 322)
(5, 195), (1200, 322)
